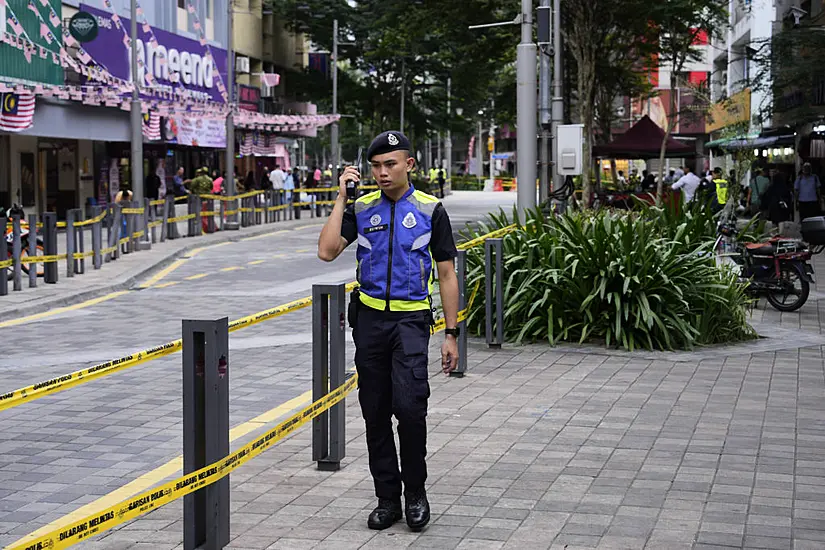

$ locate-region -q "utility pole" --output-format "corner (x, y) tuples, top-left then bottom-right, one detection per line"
(224, 0), (238, 229)
(129, 0), (143, 204)
(331, 19), (339, 185)
(399, 59), (405, 133)
(476, 119), (483, 184)
(551, 0), (564, 206)
(538, 0), (551, 205)
(516, 0), (537, 221)
(437, 132), (442, 172)
(489, 100), (495, 185)
(445, 77), (452, 191)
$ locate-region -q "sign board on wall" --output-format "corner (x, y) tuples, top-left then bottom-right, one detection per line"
(80, 4), (228, 104)
(162, 116), (226, 148)
(706, 88), (751, 133)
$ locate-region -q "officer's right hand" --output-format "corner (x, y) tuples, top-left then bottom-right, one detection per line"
(339, 166), (359, 199)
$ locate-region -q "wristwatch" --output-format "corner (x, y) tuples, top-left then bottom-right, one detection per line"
(445, 327), (460, 337)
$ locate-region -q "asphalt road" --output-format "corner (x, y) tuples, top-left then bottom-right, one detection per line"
(0, 190), (515, 546)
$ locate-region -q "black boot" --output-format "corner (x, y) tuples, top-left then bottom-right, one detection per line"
(367, 498), (402, 530)
(405, 488), (430, 531)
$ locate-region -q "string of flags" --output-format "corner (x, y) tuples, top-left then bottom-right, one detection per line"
(186, 0), (228, 102)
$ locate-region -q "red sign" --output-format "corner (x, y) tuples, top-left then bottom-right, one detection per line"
(238, 85), (260, 112)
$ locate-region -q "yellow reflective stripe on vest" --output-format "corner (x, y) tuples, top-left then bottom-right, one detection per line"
(359, 293), (431, 312)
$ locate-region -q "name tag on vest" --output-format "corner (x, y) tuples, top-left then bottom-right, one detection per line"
(364, 224), (388, 234)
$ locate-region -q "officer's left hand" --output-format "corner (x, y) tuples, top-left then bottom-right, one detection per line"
(441, 336), (459, 374)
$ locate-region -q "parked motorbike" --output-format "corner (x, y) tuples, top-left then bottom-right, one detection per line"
(3, 204), (45, 280)
(715, 221), (816, 312)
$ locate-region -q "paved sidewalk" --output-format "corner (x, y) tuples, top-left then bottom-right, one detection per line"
(78, 326), (825, 550)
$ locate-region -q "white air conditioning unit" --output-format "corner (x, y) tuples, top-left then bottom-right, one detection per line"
(261, 83), (274, 97)
(235, 56), (250, 74)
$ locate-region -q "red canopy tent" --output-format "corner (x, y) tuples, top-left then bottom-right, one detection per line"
(592, 115), (695, 159)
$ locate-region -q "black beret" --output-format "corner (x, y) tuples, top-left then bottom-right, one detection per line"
(366, 131), (411, 161)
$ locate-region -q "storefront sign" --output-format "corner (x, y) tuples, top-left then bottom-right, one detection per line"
(706, 88), (751, 133)
(162, 116), (226, 148)
(69, 11), (99, 43)
(79, 4), (228, 104)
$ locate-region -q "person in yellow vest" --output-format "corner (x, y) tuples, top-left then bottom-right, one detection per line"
(712, 167), (728, 213)
(428, 167), (438, 185)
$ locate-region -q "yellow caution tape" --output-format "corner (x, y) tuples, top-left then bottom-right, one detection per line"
(198, 190), (264, 202)
(19, 253), (67, 264)
(300, 187), (337, 193)
(457, 224), (517, 250)
(73, 211), (108, 227)
(121, 208), (145, 215)
(239, 207), (253, 213)
(174, 196), (189, 203)
(149, 199), (166, 206)
(101, 245), (117, 255)
(431, 280), (480, 333)
(118, 237), (129, 246)
(266, 205), (288, 212)
(0, 259), (12, 269)
(72, 250), (96, 260)
(148, 220), (163, 228)
(254, 208), (264, 213)
(199, 211), (219, 217)
(0, 340), (182, 413)
(167, 214), (197, 223)
(224, 209), (239, 216)
(9, 374), (357, 550)
(133, 230), (145, 239)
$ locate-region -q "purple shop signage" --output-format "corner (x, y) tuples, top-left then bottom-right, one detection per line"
(79, 4), (228, 104)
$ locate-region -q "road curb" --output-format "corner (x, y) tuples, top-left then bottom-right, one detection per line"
(0, 220), (325, 324)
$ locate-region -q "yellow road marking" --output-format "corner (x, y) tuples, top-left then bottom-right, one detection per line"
(220, 266), (243, 272)
(295, 248), (311, 253)
(153, 281), (180, 289)
(0, 291), (128, 329)
(247, 260), (266, 265)
(138, 259), (186, 289)
(271, 253), (287, 259)
(242, 230), (288, 242)
(183, 241), (230, 259)
(10, 391), (313, 547)
(185, 273), (209, 280)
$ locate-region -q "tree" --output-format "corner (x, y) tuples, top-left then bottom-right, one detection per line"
(652, 0), (727, 195)
(563, 0), (656, 206)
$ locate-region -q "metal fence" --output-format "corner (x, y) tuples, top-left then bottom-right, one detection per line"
(0, 186), (372, 298)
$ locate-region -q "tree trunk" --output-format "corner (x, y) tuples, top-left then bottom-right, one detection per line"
(578, 61), (596, 208)
(656, 70), (679, 196)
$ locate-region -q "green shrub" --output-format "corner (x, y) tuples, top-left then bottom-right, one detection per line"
(461, 207), (756, 351)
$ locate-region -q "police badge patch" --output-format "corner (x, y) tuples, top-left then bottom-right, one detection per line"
(387, 133), (399, 146)
(370, 214), (382, 226)
(402, 212), (417, 228)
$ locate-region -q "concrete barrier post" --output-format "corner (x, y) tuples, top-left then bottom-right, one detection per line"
(43, 213), (58, 282)
(484, 238), (504, 348)
(65, 209), (75, 277)
(312, 283), (347, 471)
(451, 249), (468, 377)
(182, 317), (230, 550)
(0, 216), (7, 295)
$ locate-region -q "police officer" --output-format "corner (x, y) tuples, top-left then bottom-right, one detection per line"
(318, 131), (460, 532)
(712, 166), (728, 213)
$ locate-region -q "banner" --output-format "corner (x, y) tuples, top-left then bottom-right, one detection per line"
(163, 115), (226, 148)
(79, 3), (228, 104)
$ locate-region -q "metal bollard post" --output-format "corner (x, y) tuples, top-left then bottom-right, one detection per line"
(74, 209), (86, 275)
(43, 213), (58, 282)
(207, 199), (216, 233)
(275, 190), (282, 222)
(310, 194), (316, 218)
(65, 209), (75, 277)
(126, 202), (136, 254)
(294, 189), (301, 220)
(11, 215), (22, 291)
(187, 195), (196, 237)
(162, 196), (172, 241)
(28, 217), (37, 288)
(484, 238), (504, 348)
(92, 207), (103, 270)
(195, 196), (203, 237)
(108, 204), (122, 261)
(219, 198), (226, 231)
(0, 216), (7, 296)
(146, 198), (156, 245)
(451, 249), (469, 377)
(182, 317), (230, 550)
(312, 283), (347, 471)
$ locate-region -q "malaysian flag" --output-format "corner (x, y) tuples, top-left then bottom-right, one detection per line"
(142, 111), (160, 140)
(262, 73), (281, 87)
(0, 93), (35, 132)
(7, 14), (23, 37)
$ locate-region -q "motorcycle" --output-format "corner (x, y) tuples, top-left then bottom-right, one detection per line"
(4, 204), (46, 280)
(715, 221), (815, 312)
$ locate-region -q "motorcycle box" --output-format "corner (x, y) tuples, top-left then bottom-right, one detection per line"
(801, 217), (825, 245)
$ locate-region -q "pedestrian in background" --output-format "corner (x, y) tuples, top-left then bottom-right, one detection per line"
(284, 167), (297, 203)
(317, 131), (460, 533)
(671, 165), (701, 204)
(747, 167), (770, 217)
(258, 166), (268, 191)
(437, 168), (446, 198)
(795, 162), (822, 221)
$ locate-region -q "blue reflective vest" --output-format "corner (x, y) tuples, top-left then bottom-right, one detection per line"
(355, 186), (440, 312)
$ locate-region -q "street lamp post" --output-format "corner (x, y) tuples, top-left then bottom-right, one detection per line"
(331, 19), (339, 187)
(516, 0), (537, 221)
(224, 0), (238, 230)
(445, 77), (452, 193)
(129, 0), (143, 203)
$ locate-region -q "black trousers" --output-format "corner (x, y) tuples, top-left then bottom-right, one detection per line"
(353, 305), (431, 500)
(799, 201), (821, 221)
